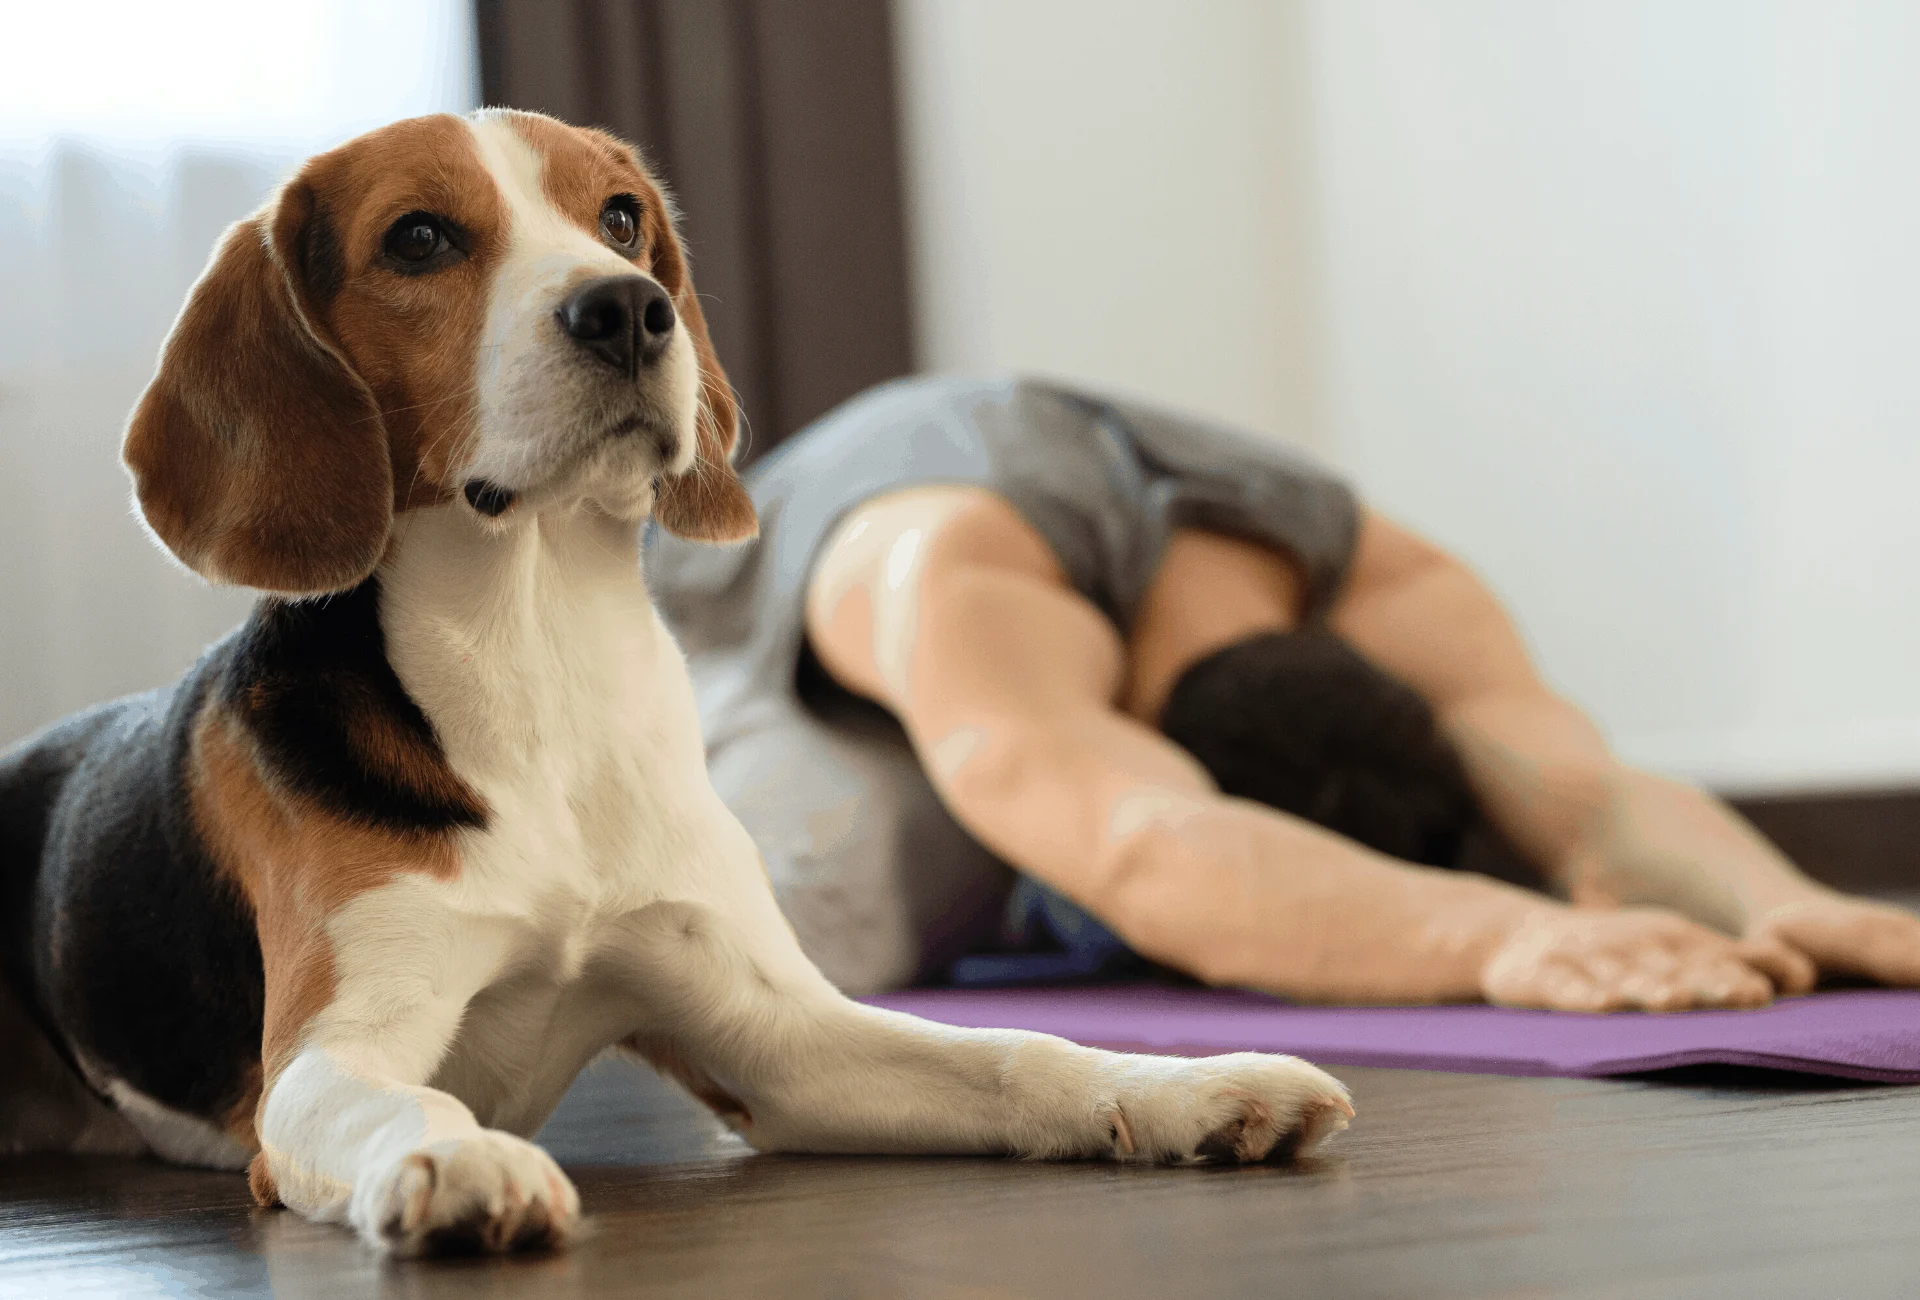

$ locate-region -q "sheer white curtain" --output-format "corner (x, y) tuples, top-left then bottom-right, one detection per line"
(0, 1), (477, 746)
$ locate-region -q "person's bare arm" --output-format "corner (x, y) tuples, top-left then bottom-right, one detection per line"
(1331, 511), (1920, 988)
(805, 488), (1797, 1008)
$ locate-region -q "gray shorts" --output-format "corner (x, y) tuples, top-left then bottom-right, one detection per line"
(707, 690), (1011, 994)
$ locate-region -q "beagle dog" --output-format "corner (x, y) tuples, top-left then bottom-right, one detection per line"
(0, 110), (1351, 1255)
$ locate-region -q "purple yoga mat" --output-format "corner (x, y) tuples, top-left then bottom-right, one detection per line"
(863, 985), (1920, 1082)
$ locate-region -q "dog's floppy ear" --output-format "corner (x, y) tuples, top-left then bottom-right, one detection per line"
(649, 224), (758, 544)
(123, 179), (393, 595)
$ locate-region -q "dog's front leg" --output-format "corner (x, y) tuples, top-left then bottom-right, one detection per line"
(258, 1044), (578, 1254)
(255, 960), (580, 1257)
(619, 900), (1353, 1164)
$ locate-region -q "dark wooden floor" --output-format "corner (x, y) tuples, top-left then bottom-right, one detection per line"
(6, 1055), (1920, 1300)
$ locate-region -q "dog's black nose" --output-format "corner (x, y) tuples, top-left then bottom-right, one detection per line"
(556, 275), (676, 374)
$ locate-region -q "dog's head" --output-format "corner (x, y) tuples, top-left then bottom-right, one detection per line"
(123, 110), (756, 597)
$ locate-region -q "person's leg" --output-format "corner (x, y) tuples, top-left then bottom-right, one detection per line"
(705, 703), (1010, 994)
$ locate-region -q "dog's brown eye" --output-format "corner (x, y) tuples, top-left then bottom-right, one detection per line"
(601, 197), (640, 250)
(383, 212), (452, 268)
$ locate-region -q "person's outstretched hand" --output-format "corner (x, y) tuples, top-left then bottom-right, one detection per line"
(1747, 892), (1920, 990)
(1480, 907), (1814, 1012)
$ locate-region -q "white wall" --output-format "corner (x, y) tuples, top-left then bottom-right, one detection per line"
(893, 0), (1326, 449)
(894, 0), (1920, 795)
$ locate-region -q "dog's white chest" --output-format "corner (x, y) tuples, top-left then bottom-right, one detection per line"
(363, 505), (753, 1131)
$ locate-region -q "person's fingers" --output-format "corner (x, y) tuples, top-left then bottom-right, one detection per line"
(1714, 963), (1775, 1009)
(1631, 943), (1682, 979)
(1839, 916), (1920, 987)
(1486, 907), (1805, 1012)
(1735, 933), (1818, 997)
(1541, 970), (1607, 1012)
(1582, 952), (1627, 988)
(1763, 902), (1920, 987)
(1614, 968), (1671, 1009)
(1486, 955), (1610, 1011)
(1619, 949), (1772, 1012)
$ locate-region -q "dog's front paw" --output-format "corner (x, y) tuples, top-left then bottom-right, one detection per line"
(352, 1131), (581, 1256)
(1095, 1052), (1353, 1164)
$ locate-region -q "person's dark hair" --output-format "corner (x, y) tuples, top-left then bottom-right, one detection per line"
(1158, 629), (1478, 868)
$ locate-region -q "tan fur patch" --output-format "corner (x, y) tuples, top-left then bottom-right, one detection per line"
(190, 700), (464, 1128)
(294, 115), (505, 511)
(334, 691), (488, 826)
(626, 1037), (752, 1125)
(221, 1060), (264, 1152)
(122, 211), (392, 594)
(123, 115), (504, 594)
(247, 1150), (282, 1208)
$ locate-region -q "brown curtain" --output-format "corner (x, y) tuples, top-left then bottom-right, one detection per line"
(474, 0), (914, 458)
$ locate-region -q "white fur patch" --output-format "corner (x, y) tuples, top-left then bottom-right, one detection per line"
(460, 113), (699, 512)
(102, 1081), (252, 1170)
(261, 1047), (482, 1221)
(64, 1047), (253, 1171)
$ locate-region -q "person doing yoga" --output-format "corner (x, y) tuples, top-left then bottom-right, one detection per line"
(648, 376), (1920, 1009)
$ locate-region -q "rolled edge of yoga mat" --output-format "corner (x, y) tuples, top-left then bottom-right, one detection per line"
(862, 986), (1920, 1083)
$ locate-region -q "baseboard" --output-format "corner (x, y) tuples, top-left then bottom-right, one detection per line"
(1614, 718), (1920, 796)
(1733, 788), (1920, 892)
